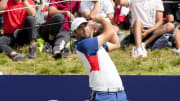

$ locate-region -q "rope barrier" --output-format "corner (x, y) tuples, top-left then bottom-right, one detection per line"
(13, 17), (93, 36)
(0, 0), (179, 13)
(13, 21), (72, 38)
(1, 0), (179, 54)
(0, 0), (98, 53)
(1, 0), (179, 34)
(0, 1), (61, 13)
(0, 0), (98, 13)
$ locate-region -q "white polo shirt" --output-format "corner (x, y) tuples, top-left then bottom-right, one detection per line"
(128, 0), (164, 28)
(80, 0), (114, 22)
(75, 37), (124, 90)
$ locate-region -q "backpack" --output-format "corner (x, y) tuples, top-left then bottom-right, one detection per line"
(36, 38), (53, 55)
(152, 34), (173, 50)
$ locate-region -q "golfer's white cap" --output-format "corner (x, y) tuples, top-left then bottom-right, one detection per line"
(71, 17), (88, 32)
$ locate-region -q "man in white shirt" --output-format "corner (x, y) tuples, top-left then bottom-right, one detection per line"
(143, 1), (180, 54)
(81, 0), (114, 23)
(116, 0), (164, 58)
(80, 0), (120, 35)
(71, 15), (127, 101)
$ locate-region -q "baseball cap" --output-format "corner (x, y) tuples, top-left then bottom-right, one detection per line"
(71, 17), (88, 32)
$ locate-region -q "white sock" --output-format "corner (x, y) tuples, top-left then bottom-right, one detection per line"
(142, 43), (146, 48)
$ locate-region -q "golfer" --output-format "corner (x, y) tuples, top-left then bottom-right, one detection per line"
(71, 15), (127, 101)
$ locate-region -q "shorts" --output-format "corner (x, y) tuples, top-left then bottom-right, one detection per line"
(130, 27), (153, 42)
(129, 27), (160, 47)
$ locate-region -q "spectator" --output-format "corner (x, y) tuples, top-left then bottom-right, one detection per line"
(81, 0), (114, 24)
(145, 0), (180, 53)
(116, 0), (164, 58)
(80, 0), (121, 50)
(71, 15), (126, 101)
(114, 5), (130, 30)
(0, 0), (38, 61)
(40, 0), (80, 59)
(81, 0), (121, 50)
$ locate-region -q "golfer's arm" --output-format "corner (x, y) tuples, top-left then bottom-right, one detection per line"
(106, 32), (120, 51)
(97, 19), (114, 47)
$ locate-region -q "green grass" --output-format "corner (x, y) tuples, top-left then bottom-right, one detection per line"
(1, 45), (180, 75)
(112, 48), (180, 75)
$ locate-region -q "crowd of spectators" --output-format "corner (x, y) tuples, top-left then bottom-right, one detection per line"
(0, 0), (180, 61)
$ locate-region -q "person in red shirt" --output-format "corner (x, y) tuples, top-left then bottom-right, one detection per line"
(39, 0), (80, 59)
(0, 0), (38, 61)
